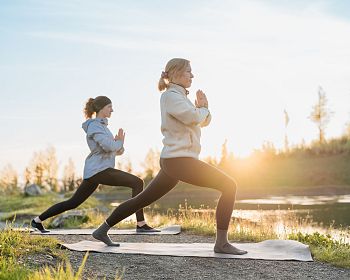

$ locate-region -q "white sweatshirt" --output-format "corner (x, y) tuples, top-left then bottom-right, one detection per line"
(160, 83), (211, 159)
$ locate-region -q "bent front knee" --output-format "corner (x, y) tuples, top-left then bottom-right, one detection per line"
(137, 178), (145, 189)
(132, 177), (144, 191)
(223, 178), (237, 197)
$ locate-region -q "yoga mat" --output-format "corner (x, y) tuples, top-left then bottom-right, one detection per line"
(31, 225), (181, 235)
(61, 239), (313, 261)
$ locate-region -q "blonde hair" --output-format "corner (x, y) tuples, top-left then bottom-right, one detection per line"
(158, 58), (190, 91)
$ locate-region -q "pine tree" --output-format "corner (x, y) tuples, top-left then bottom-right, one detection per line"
(309, 86), (333, 143)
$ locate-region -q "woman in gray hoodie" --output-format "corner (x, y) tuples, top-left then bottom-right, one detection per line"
(32, 96), (157, 239)
(93, 59), (247, 254)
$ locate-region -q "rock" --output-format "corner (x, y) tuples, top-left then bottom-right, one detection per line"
(94, 205), (110, 214)
(24, 184), (43, 196)
(0, 222), (6, 230)
(50, 211), (88, 228)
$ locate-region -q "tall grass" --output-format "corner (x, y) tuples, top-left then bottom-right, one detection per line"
(0, 257), (29, 280)
(30, 252), (123, 280)
(0, 223), (63, 280)
(0, 223), (123, 279)
(0, 222), (64, 259)
(31, 253), (90, 280)
(289, 232), (350, 268)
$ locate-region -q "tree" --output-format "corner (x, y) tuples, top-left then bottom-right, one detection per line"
(141, 148), (160, 183)
(219, 139), (229, 167)
(62, 158), (77, 192)
(26, 146), (59, 191)
(24, 167), (31, 186)
(284, 109), (290, 152)
(117, 158), (133, 173)
(0, 164), (18, 194)
(309, 86), (333, 144)
(261, 141), (277, 157)
(34, 162), (44, 187)
(344, 120), (350, 139)
(203, 156), (219, 167)
(43, 146), (59, 192)
(218, 139), (234, 171)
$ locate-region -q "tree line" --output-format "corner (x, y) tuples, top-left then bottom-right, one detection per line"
(1, 87), (349, 194)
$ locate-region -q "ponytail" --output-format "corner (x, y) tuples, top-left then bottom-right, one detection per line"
(84, 98), (95, 119)
(158, 75), (168, 91)
(157, 58), (190, 92)
(83, 96), (112, 119)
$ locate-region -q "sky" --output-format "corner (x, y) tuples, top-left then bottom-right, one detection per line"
(0, 0), (350, 178)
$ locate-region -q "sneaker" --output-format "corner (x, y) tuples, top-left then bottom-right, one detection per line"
(136, 224), (161, 233)
(31, 219), (50, 233)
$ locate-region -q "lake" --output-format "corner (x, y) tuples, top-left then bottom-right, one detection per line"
(100, 189), (350, 228)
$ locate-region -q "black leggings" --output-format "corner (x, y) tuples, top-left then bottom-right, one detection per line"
(106, 157), (237, 230)
(39, 168), (145, 222)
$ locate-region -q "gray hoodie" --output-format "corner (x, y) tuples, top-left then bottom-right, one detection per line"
(82, 117), (124, 179)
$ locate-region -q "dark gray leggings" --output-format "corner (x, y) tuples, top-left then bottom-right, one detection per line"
(39, 168), (145, 222)
(106, 157), (237, 230)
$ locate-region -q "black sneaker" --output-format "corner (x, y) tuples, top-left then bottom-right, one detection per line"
(136, 224), (161, 233)
(31, 219), (50, 233)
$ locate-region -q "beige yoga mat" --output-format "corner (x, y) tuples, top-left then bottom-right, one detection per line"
(31, 225), (181, 235)
(61, 239), (313, 261)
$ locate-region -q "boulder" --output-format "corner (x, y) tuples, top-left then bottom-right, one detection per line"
(24, 184), (43, 196)
(50, 211), (88, 228)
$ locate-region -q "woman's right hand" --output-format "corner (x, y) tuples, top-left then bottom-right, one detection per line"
(195, 90), (208, 108)
(114, 128), (125, 144)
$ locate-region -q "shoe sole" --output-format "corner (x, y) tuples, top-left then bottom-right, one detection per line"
(136, 229), (161, 233)
(31, 221), (50, 233)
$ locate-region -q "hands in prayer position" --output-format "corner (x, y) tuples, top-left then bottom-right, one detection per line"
(195, 90), (208, 108)
(114, 128), (125, 144)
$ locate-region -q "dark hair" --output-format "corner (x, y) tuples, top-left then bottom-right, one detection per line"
(84, 96), (112, 119)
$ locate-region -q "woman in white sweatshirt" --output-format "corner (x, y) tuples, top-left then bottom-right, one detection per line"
(93, 58), (247, 255)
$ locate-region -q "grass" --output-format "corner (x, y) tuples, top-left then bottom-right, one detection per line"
(0, 257), (30, 280)
(176, 206), (278, 242)
(0, 192), (100, 222)
(289, 232), (350, 268)
(0, 223), (64, 279)
(30, 252), (90, 280)
(0, 193), (61, 213)
(0, 223), (64, 260)
(30, 252), (123, 280)
(78, 202), (279, 242)
(0, 223), (123, 279)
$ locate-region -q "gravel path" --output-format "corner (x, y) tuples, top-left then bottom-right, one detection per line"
(48, 233), (350, 280)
